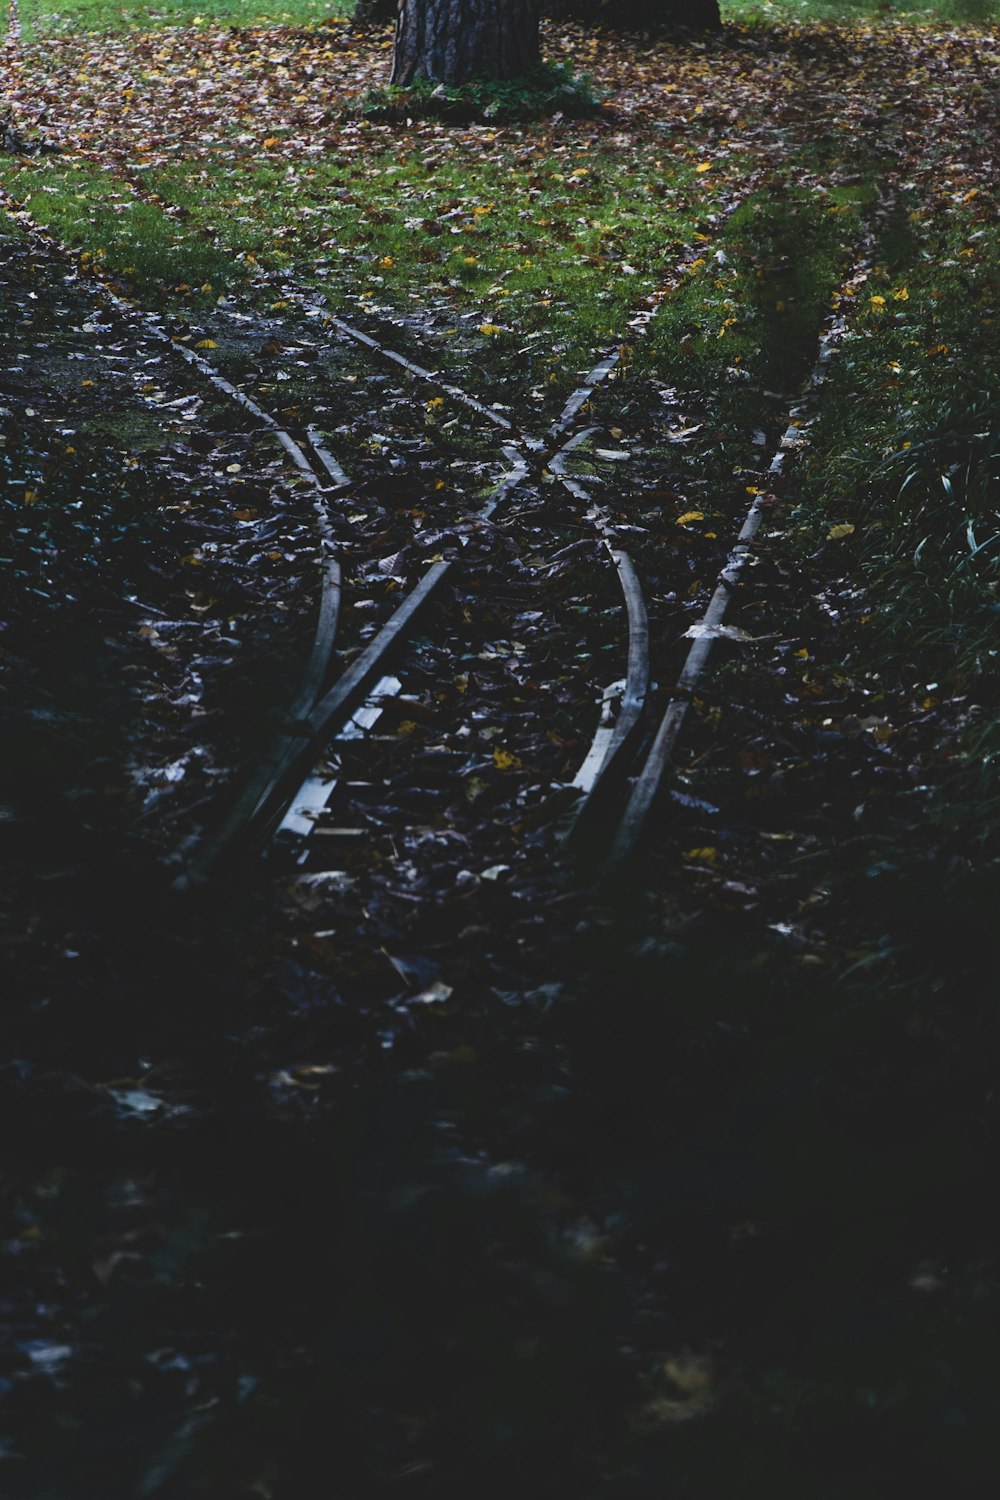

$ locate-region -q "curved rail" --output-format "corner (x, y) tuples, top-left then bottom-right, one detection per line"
(93, 287), (352, 751)
(546, 431), (650, 840)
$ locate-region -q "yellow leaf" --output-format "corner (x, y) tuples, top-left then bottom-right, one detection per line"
(396, 720), (418, 737)
(695, 161), (712, 173)
(479, 323), (503, 336)
(892, 286), (909, 301)
(869, 295), (886, 308)
(23, 488), (39, 506)
(263, 136), (280, 148)
(493, 747), (523, 771)
(683, 847), (718, 865)
(675, 511), (705, 526)
(828, 523), (856, 540)
(195, 339), (218, 350)
(794, 647), (810, 658)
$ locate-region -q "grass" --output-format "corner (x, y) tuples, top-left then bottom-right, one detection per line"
(15, 0), (352, 39)
(13, 0), (1000, 34)
(10, 163), (238, 290)
(571, 175), (873, 542)
(790, 199), (1000, 824)
(10, 143), (729, 411)
(7, 0), (1000, 836)
(642, 181), (870, 436)
(797, 207), (1000, 673)
(724, 0), (1000, 22)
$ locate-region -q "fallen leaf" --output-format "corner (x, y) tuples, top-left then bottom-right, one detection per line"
(493, 747), (523, 771)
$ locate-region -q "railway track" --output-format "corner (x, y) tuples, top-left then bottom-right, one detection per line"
(1, 180), (892, 887)
(0, 180), (651, 882)
(238, 196), (893, 876)
(3, 15), (896, 886)
(179, 205), (888, 886)
(0, 0), (775, 875)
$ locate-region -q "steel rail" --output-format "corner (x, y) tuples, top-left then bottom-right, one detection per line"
(0, 194), (359, 879)
(183, 558), (453, 883)
(546, 431), (650, 838)
(249, 441), (534, 864)
(101, 285), (349, 730)
(607, 200), (897, 867)
(0, 193), (351, 697)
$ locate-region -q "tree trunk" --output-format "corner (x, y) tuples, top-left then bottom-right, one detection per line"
(391, 0), (540, 86)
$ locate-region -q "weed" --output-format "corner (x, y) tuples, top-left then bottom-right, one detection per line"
(353, 64), (602, 125)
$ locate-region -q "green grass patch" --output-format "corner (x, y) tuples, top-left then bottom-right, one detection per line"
(604, 180), (870, 496)
(16, 0), (352, 39)
(135, 143), (718, 400)
(9, 160), (240, 292)
(653, 185), (870, 384)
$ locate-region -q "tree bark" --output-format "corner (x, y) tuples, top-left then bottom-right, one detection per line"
(391, 0), (540, 86)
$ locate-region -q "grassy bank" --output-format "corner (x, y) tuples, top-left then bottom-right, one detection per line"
(793, 200), (1000, 831)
